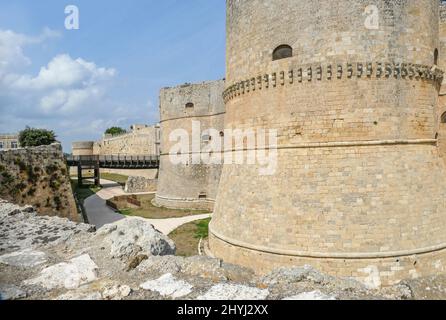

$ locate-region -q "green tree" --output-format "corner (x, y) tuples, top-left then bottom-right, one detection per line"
(105, 127), (127, 136)
(18, 127), (57, 147)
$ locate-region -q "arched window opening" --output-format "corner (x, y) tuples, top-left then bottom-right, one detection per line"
(185, 102), (194, 109)
(273, 45), (293, 61)
(434, 48), (439, 66)
(441, 112), (446, 124)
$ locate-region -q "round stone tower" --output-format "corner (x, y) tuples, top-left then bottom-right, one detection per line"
(209, 0), (446, 287)
(155, 80), (226, 211)
(72, 141), (95, 156)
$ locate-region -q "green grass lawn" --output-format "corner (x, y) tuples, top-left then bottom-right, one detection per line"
(100, 173), (128, 186)
(71, 180), (102, 204)
(117, 194), (210, 219)
(168, 218), (211, 257)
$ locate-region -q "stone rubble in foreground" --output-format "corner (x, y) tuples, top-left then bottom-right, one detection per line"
(1, 199), (446, 300)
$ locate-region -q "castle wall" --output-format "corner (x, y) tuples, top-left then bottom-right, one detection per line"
(438, 2), (446, 161)
(155, 80), (225, 210)
(93, 125), (160, 156)
(0, 144), (80, 222)
(71, 128), (160, 179)
(72, 141), (95, 156)
(210, 0), (446, 286)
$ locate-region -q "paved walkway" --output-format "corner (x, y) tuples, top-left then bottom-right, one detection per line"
(83, 180), (127, 229)
(141, 214), (212, 235)
(83, 179), (211, 234)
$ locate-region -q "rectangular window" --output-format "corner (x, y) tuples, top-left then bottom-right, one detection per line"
(0, 142), (3, 149)
(202, 134), (211, 143)
(11, 141), (18, 149)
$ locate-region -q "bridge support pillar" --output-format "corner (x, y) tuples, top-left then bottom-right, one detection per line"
(77, 164), (83, 188)
(76, 158), (100, 188)
(94, 165), (100, 187)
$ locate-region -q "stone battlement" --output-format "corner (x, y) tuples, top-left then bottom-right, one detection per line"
(223, 62), (444, 103)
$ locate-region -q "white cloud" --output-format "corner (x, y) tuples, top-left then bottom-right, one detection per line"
(0, 28), (60, 74)
(10, 54), (115, 91)
(0, 30), (116, 116)
(0, 28), (151, 152)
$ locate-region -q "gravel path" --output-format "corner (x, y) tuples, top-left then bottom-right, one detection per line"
(141, 214), (212, 235)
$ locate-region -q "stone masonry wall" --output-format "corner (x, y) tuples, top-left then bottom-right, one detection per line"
(124, 176), (157, 193)
(209, 0), (446, 286)
(155, 80), (225, 210)
(92, 125), (160, 156)
(438, 2), (446, 162)
(0, 143), (79, 222)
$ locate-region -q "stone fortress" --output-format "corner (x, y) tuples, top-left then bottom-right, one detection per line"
(154, 0), (446, 287)
(72, 124), (160, 158)
(71, 124), (160, 181)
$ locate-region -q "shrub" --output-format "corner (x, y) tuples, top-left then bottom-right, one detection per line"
(105, 127), (127, 136)
(19, 126), (57, 147)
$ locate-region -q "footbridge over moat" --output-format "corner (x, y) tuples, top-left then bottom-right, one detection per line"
(66, 155), (159, 187)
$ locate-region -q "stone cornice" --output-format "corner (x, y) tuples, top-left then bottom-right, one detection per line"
(223, 62), (444, 103)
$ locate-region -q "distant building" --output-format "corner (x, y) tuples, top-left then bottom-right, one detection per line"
(0, 134), (20, 151)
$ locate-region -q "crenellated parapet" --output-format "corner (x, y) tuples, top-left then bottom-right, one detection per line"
(223, 62), (444, 103)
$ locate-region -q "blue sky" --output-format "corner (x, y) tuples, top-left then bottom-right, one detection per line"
(0, 0), (226, 151)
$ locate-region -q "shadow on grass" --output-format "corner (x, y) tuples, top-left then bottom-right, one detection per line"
(116, 194), (211, 219)
(71, 180), (102, 204)
(168, 218), (211, 257)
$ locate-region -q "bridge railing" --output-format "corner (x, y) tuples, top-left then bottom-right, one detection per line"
(66, 155), (160, 168)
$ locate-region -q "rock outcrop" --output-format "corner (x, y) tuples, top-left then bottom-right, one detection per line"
(24, 254), (99, 290)
(96, 218), (176, 259)
(0, 199), (94, 254)
(0, 143), (79, 221)
(1, 199), (446, 301)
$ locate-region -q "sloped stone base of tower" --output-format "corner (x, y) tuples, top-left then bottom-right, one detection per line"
(153, 195), (215, 211)
(209, 232), (446, 288)
(209, 144), (446, 287)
